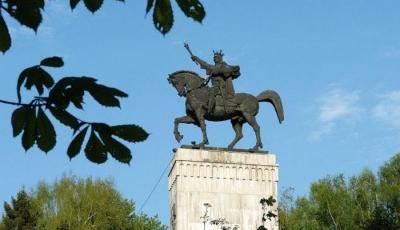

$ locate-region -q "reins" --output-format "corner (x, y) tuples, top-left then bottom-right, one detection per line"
(175, 72), (207, 96)
(185, 83), (205, 95)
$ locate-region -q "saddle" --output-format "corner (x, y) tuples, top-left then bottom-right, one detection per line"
(211, 95), (239, 115)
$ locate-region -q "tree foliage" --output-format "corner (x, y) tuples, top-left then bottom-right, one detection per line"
(279, 153), (400, 230)
(1, 190), (40, 230)
(0, 0), (206, 53)
(0, 0), (207, 164)
(258, 196), (278, 230)
(0, 175), (167, 230)
(8, 57), (149, 164)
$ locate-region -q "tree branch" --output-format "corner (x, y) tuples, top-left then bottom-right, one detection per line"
(327, 202), (338, 230)
(0, 99), (45, 106)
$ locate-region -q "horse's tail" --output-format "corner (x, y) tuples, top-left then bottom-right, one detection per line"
(257, 90), (284, 124)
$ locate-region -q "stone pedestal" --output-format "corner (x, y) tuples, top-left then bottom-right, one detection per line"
(168, 147), (279, 230)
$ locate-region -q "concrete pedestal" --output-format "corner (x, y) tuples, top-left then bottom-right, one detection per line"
(168, 147), (279, 230)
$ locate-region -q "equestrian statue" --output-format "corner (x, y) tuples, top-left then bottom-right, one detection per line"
(168, 43), (284, 151)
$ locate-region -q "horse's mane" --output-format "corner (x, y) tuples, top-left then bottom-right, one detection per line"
(170, 70), (205, 81)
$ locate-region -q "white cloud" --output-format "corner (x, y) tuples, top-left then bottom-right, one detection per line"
(372, 91), (400, 128)
(318, 89), (360, 122)
(309, 88), (361, 141)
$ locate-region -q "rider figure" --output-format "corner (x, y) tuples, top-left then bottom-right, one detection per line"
(189, 48), (241, 113)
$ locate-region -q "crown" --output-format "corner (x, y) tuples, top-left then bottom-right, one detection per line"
(213, 50), (224, 57)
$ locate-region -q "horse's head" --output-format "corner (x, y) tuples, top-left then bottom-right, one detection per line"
(168, 71), (205, 97)
(168, 72), (187, 97)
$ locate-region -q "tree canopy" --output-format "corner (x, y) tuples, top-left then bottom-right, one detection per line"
(1, 190), (40, 230)
(1, 175), (167, 230)
(279, 153), (400, 230)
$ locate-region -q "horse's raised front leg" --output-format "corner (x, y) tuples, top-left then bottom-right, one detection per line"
(227, 118), (244, 150)
(174, 115), (197, 143)
(243, 113), (263, 151)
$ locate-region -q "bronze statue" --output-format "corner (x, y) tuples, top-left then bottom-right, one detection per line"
(168, 44), (284, 151)
(184, 43), (240, 114)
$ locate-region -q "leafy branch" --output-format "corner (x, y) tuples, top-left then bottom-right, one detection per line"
(3, 56), (148, 164)
(0, 0), (206, 53)
(258, 196), (278, 230)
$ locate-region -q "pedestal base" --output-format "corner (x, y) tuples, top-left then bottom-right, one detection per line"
(168, 147), (279, 230)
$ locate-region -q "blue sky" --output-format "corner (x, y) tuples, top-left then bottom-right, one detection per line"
(1, 0), (400, 224)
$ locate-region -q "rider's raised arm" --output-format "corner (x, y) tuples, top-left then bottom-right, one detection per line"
(184, 43), (213, 71)
(193, 56), (212, 71)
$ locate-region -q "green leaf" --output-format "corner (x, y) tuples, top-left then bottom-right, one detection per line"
(36, 108), (56, 152)
(48, 77), (92, 110)
(17, 66), (54, 100)
(84, 130), (107, 164)
(153, 0), (174, 35)
(67, 126), (88, 159)
(92, 122), (112, 134)
(73, 122), (87, 135)
(24, 70), (36, 90)
(0, 15), (11, 53)
(112, 124), (149, 143)
(48, 76), (127, 110)
(22, 107), (37, 151)
(88, 84), (128, 108)
(11, 106), (28, 137)
(266, 196), (276, 206)
(17, 67), (33, 103)
(83, 0), (104, 13)
(39, 68), (55, 89)
(40, 56), (64, 67)
(5, 0), (43, 31)
(266, 211), (277, 219)
(70, 0), (81, 9)
(48, 107), (79, 130)
(27, 67), (54, 95)
(99, 133), (131, 164)
(65, 87), (84, 109)
(176, 0), (205, 23)
(38, 0), (45, 9)
(146, 0), (155, 14)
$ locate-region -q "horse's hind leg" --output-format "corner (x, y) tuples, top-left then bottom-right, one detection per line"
(174, 115), (197, 143)
(228, 118), (244, 150)
(243, 113), (263, 151)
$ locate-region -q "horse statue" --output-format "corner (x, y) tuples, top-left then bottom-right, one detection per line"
(168, 70), (284, 151)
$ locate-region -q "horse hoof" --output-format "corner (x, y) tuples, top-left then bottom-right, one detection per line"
(193, 142), (206, 149)
(250, 146), (259, 152)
